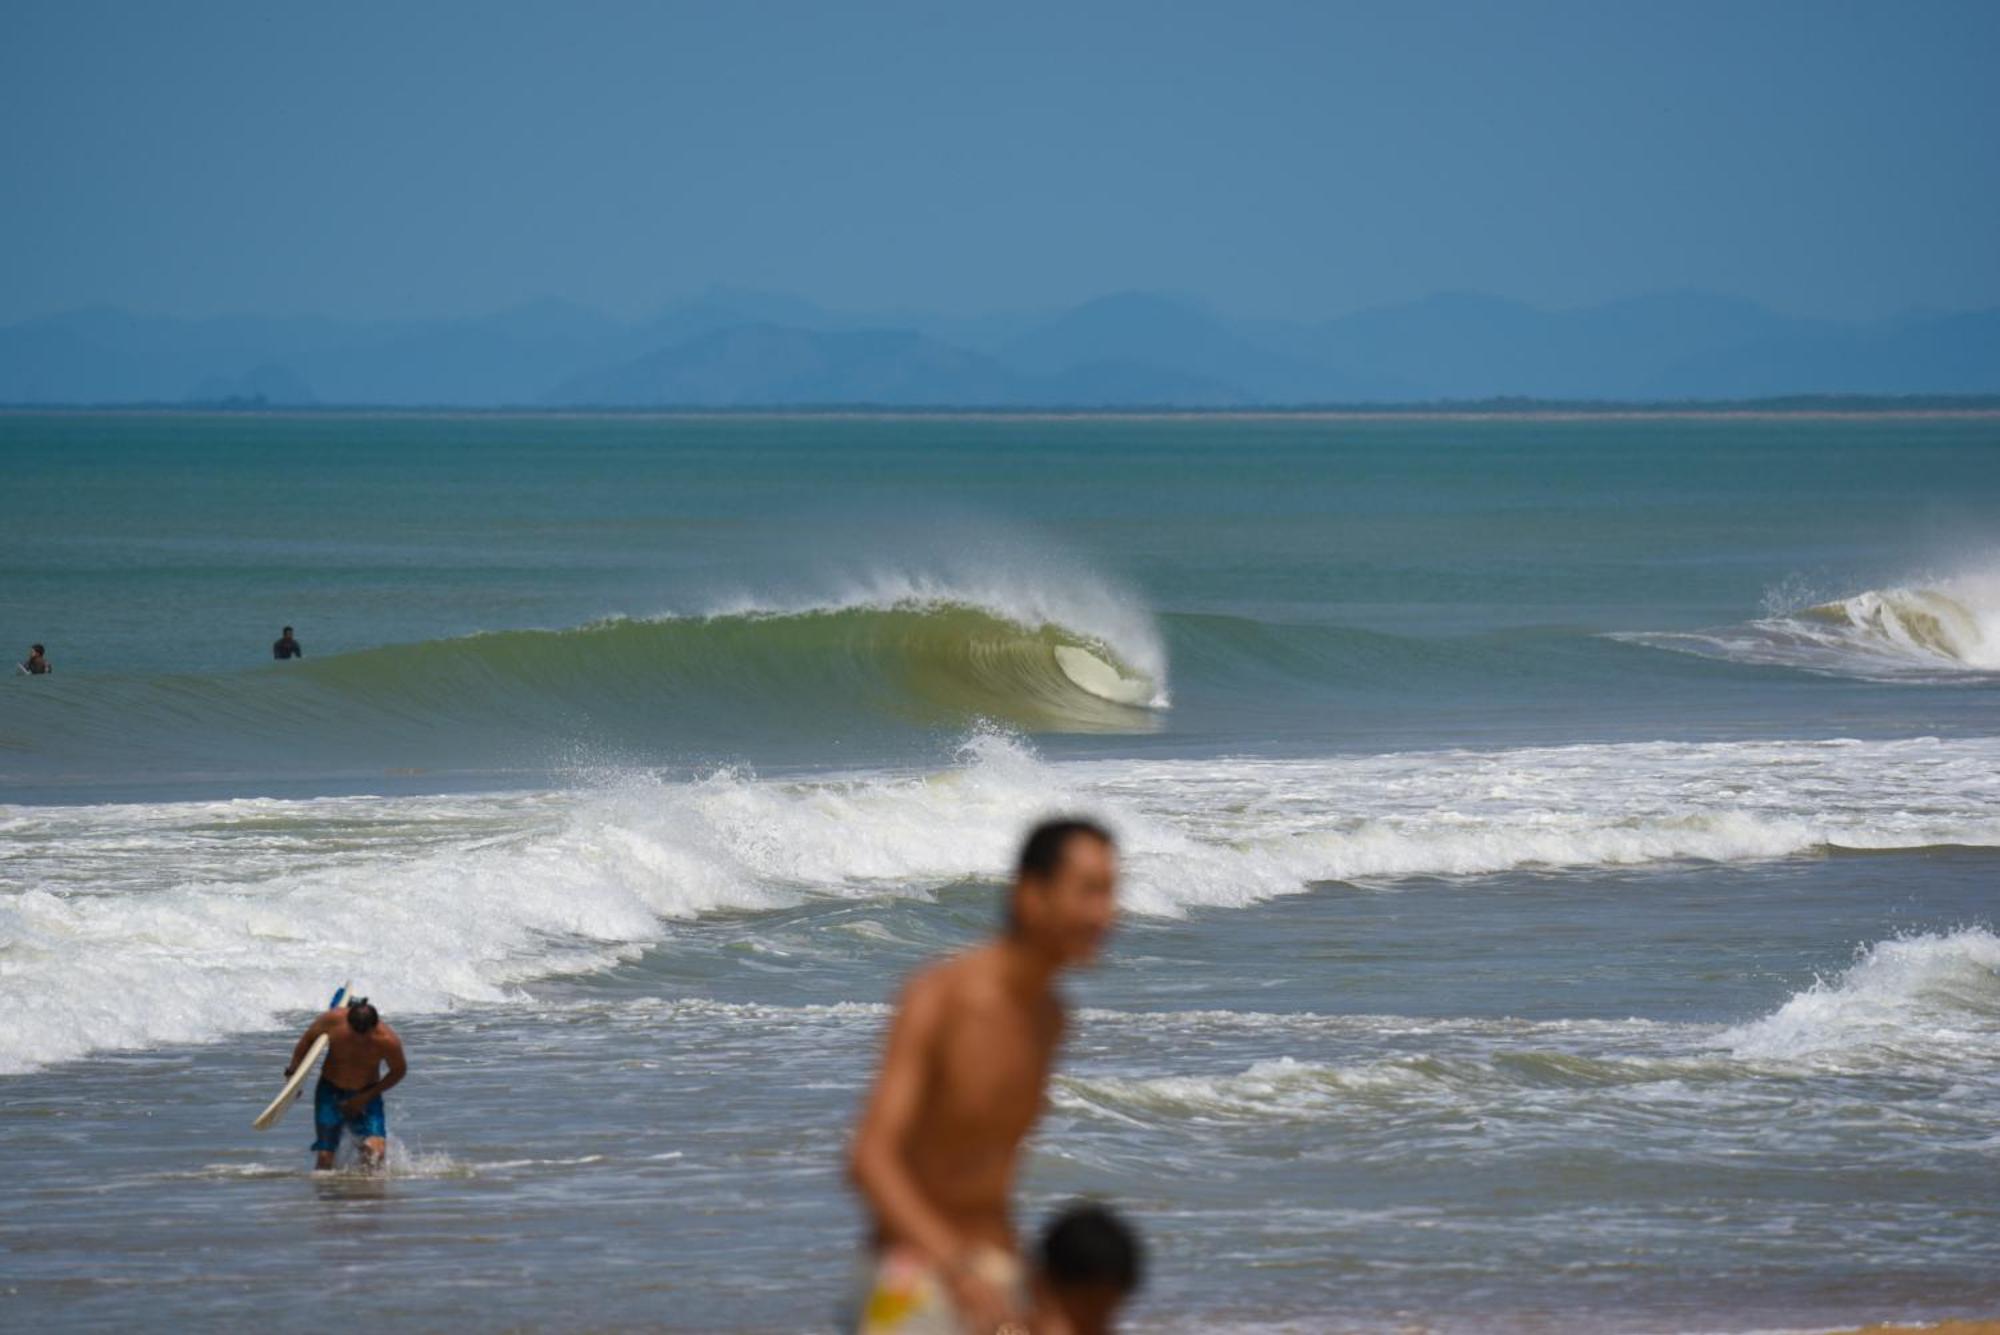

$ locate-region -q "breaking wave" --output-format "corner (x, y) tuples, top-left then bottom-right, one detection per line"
(309, 597), (1167, 722)
(5, 732), (2000, 1072)
(2, 586), (1170, 778)
(1614, 569), (2000, 681)
(1053, 929), (2000, 1130)
(1720, 927), (2000, 1065)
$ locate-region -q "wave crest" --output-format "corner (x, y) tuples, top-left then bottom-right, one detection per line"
(1798, 582), (2000, 670)
(310, 597), (1168, 728)
(1720, 927), (2000, 1065)
(1614, 569), (2000, 681)
(4, 590), (1170, 776)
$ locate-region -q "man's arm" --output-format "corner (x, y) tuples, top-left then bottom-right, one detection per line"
(284, 1011), (334, 1075)
(847, 972), (966, 1269)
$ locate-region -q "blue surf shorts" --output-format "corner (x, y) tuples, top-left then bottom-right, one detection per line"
(311, 1077), (386, 1152)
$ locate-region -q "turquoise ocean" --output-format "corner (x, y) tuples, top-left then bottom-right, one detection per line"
(2, 412), (1998, 1331)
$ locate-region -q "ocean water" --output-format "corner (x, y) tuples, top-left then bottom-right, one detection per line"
(2, 411), (1997, 1332)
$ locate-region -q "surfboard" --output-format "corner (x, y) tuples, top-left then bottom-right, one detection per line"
(252, 982), (349, 1131)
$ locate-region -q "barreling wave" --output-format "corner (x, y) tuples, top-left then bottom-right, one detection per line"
(4, 593), (1169, 777)
(307, 599), (1166, 724)
(1613, 568), (2000, 682)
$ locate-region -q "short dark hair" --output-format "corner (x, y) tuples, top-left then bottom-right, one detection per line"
(1040, 1200), (1144, 1295)
(30, 644), (44, 655)
(346, 999), (380, 1033)
(282, 626), (293, 635)
(1016, 818), (1114, 883)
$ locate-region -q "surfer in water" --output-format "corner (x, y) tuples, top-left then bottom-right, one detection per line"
(272, 626), (302, 660)
(19, 643), (50, 675)
(848, 818), (1118, 1334)
(285, 998), (405, 1170)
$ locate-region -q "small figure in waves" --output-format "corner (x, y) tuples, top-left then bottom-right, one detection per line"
(272, 626), (303, 660)
(18, 643), (51, 675)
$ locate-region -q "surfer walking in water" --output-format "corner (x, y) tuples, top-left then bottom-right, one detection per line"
(18, 643), (50, 675)
(848, 818), (1118, 1334)
(285, 998), (405, 1170)
(272, 626), (303, 660)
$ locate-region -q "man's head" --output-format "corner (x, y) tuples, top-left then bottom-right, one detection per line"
(281, 626), (293, 637)
(346, 998), (380, 1034)
(1038, 1201), (1144, 1333)
(29, 644), (44, 657)
(1010, 817), (1117, 965)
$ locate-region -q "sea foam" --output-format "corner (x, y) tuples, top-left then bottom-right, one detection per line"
(1719, 927), (2000, 1065)
(5, 733), (2000, 1072)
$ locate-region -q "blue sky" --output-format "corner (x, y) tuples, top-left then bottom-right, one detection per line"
(5, 0), (1997, 323)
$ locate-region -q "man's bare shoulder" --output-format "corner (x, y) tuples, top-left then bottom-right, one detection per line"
(925, 942), (1018, 987)
(916, 944), (1037, 1015)
(901, 950), (977, 1005)
(897, 946), (1012, 1014)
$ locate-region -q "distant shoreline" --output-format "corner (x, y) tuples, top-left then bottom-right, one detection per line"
(7, 397), (2000, 423)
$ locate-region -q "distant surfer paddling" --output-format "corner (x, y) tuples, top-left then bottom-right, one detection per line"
(285, 997), (405, 1170)
(848, 818), (1118, 1334)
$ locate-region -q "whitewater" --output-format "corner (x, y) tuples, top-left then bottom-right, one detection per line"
(1614, 563), (2000, 681)
(8, 731), (2000, 1074)
(3, 411), (1998, 1332)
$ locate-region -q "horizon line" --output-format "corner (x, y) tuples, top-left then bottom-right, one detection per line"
(9, 395), (2000, 423)
(10, 285), (2000, 331)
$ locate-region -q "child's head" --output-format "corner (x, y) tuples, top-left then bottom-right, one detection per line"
(1038, 1200), (1144, 1333)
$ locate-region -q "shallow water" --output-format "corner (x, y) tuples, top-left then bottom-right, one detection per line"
(2, 413), (1998, 1330)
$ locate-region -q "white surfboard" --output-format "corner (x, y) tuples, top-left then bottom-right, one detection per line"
(252, 982), (349, 1131)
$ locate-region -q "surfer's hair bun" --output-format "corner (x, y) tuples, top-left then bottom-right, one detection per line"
(346, 999), (380, 1033)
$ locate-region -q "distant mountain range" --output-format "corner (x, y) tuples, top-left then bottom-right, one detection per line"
(3, 287), (1997, 408)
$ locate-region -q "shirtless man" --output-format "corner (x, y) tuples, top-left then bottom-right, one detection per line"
(284, 997), (406, 1171)
(848, 818), (1118, 1335)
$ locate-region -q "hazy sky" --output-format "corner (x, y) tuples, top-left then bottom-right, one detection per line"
(5, 1), (1997, 323)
